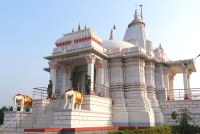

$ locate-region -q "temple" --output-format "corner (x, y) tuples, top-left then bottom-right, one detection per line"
(43, 10), (196, 126)
(1, 9), (199, 134)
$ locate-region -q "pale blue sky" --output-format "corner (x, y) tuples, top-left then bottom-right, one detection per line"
(1, 0), (200, 107)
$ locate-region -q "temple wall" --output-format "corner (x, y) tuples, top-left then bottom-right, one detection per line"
(159, 100), (200, 126)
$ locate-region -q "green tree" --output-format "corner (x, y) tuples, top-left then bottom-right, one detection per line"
(171, 108), (199, 134)
(0, 106), (13, 125)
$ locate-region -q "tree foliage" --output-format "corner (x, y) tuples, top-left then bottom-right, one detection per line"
(0, 106), (13, 125)
(171, 108), (199, 134)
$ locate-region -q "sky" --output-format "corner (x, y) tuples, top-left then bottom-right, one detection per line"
(1, 0), (200, 107)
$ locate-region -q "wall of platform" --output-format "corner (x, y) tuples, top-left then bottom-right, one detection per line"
(159, 100), (200, 126)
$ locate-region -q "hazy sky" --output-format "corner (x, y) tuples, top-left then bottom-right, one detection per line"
(1, 0), (200, 107)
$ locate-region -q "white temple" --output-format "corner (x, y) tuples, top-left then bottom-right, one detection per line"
(2, 9), (200, 134)
(42, 10), (196, 127)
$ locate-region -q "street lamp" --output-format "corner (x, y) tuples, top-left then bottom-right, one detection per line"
(194, 54), (200, 60)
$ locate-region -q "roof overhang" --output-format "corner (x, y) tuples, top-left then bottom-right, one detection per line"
(165, 59), (196, 74)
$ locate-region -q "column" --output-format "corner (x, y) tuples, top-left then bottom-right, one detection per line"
(168, 74), (175, 100)
(155, 64), (166, 100)
(187, 71), (192, 99)
(85, 54), (96, 95)
(95, 60), (107, 97)
(163, 67), (170, 100)
(182, 68), (189, 100)
(49, 63), (58, 94)
(61, 66), (74, 98)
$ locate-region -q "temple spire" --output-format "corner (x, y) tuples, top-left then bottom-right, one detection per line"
(84, 25), (87, 29)
(109, 29), (114, 40)
(72, 28), (74, 32)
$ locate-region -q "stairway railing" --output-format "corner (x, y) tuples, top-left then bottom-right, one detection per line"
(0, 113), (20, 134)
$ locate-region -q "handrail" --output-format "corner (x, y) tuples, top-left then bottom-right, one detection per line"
(33, 87), (47, 99)
(0, 113), (20, 134)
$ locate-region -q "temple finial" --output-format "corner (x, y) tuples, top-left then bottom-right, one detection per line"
(109, 29), (114, 40)
(84, 25), (87, 29)
(72, 28), (74, 32)
(78, 23), (81, 31)
(134, 10), (139, 20)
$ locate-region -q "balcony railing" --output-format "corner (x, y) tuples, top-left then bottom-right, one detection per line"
(156, 88), (200, 100)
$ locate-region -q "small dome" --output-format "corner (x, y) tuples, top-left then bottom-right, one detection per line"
(154, 44), (165, 55)
(102, 40), (135, 49)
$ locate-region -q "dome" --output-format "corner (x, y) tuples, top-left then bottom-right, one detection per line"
(154, 44), (165, 55)
(102, 40), (135, 49)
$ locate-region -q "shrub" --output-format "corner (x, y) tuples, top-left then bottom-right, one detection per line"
(109, 126), (172, 134)
(171, 108), (199, 134)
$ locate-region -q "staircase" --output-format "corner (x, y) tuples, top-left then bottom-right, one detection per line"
(0, 99), (64, 134)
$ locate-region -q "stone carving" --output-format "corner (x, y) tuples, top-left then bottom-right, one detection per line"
(63, 88), (83, 109)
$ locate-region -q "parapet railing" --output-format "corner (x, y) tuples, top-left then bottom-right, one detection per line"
(33, 87), (48, 99)
(156, 88), (200, 100)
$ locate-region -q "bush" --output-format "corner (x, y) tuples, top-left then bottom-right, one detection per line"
(109, 126), (172, 134)
(171, 108), (200, 134)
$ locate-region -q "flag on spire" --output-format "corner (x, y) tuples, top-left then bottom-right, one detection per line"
(113, 25), (116, 30)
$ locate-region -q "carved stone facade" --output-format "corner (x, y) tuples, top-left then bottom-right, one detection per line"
(109, 58), (128, 126)
(124, 58), (155, 126)
(145, 62), (164, 126)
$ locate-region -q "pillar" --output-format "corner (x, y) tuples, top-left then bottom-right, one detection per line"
(187, 71), (192, 99)
(163, 67), (170, 100)
(155, 64), (166, 100)
(49, 63), (58, 94)
(182, 68), (190, 100)
(85, 54), (96, 95)
(95, 60), (107, 97)
(61, 67), (72, 97)
(168, 74), (175, 100)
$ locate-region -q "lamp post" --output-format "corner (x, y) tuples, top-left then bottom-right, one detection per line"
(194, 54), (200, 60)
